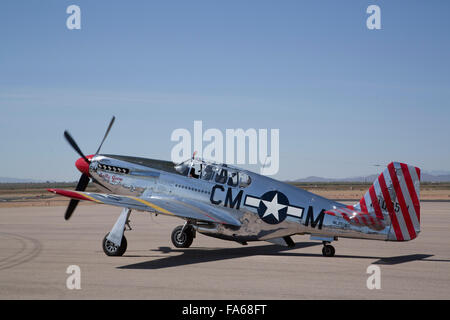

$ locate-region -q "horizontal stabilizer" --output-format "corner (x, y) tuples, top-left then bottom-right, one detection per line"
(325, 207), (385, 231)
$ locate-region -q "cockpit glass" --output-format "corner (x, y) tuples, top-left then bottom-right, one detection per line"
(239, 173), (252, 188)
(190, 161), (202, 179)
(215, 168), (228, 184)
(227, 171), (239, 187)
(201, 165), (215, 181)
(175, 160), (191, 176)
(176, 159), (251, 187)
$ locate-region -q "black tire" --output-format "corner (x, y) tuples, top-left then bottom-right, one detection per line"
(102, 233), (127, 256)
(171, 225), (194, 248)
(322, 244), (335, 257)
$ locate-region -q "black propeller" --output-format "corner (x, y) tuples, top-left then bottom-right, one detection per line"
(64, 130), (91, 165)
(65, 174), (90, 220)
(63, 116), (116, 220)
(96, 116), (115, 155)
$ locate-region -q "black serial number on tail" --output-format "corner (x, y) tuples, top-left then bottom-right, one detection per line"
(372, 198), (409, 213)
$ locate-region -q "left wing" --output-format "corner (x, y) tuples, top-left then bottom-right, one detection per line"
(48, 189), (241, 227)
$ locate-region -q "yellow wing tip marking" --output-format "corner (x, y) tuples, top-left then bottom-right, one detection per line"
(131, 197), (174, 216)
(76, 192), (103, 204)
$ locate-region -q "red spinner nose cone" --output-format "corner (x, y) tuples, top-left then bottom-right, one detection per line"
(75, 155), (94, 176)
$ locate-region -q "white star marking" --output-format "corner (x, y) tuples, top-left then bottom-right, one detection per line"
(261, 193), (287, 221)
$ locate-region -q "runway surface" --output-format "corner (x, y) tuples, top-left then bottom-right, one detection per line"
(0, 202), (449, 299)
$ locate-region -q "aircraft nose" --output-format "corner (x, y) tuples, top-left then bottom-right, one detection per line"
(75, 155), (94, 176)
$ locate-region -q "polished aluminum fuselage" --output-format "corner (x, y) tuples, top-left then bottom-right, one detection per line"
(88, 154), (390, 243)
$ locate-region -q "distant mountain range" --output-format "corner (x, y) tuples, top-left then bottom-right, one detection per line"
(2, 171), (450, 184)
(0, 177), (45, 183)
(292, 171), (450, 183)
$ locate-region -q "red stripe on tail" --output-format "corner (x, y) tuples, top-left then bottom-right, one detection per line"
(378, 173), (403, 241)
(388, 163), (416, 240)
(360, 197), (368, 213)
(369, 185), (384, 220)
(400, 163), (420, 223)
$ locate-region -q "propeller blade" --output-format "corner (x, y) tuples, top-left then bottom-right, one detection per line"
(63, 116), (116, 220)
(64, 173), (90, 220)
(90, 176), (112, 192)
(75, 173), (90, 191)
(64, 199), (79, 221)
(64, 131), (90, 165)
(95, 116), (115, 155)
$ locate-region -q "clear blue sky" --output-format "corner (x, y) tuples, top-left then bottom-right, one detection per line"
(1, 1), (449, 181)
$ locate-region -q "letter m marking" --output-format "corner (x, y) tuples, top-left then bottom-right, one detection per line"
(304, 206), (325, 230)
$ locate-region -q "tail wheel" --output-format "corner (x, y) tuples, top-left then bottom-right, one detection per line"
(171, 225), (194, 248)
(102, 233), (127, 256)
(322, 244), (335, 257)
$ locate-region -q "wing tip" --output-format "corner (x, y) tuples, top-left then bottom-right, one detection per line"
(47, 188), (93, 202)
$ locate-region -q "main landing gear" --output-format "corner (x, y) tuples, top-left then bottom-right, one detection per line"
(322, 241), (335, 257)
(102, 232), (128, 256)
(171, 224), (195, 248)
(102, 208), (132, 256)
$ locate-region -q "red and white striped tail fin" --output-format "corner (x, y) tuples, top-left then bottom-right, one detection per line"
(353, 162), (421, 241)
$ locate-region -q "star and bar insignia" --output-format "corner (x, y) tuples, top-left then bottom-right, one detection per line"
(244, 190), (304, 224)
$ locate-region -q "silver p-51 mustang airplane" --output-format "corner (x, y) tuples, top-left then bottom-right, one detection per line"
(49, 117), (421, 257)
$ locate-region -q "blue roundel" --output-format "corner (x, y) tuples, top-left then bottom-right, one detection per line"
(257, 191), (290, 224)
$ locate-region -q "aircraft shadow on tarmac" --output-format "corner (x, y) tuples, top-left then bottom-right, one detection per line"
(118, 242), (450, 270)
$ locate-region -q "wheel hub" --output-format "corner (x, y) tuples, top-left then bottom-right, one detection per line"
(105, 240), (118, 253)
(176, 231), (186, 244)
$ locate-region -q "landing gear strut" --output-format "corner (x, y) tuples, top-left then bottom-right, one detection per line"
(322, 241), (335, 257)
(102, 208), (132, 256)
(171, 224), (195, 248)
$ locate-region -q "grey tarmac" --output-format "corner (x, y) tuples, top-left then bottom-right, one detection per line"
(0, 202), (449, 299)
